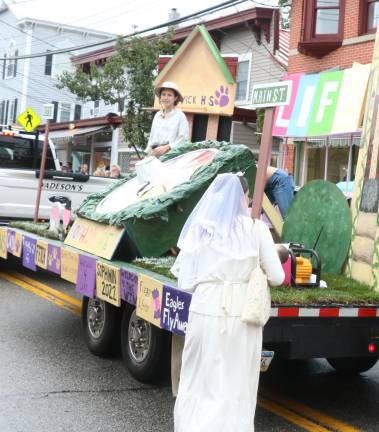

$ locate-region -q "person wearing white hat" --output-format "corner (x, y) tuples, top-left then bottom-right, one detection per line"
(147, 81), (189, 157)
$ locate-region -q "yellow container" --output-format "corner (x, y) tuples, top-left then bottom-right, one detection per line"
(295, 257), (312, 284)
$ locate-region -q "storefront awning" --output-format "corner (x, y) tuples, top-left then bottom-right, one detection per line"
(43, 125), (109, 140)
(295, 134), (362, 148)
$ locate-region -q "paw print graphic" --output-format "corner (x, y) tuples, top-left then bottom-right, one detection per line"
(214, 85), (229, 107)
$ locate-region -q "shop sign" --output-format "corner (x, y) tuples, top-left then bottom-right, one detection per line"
(272, 63), (371, 137)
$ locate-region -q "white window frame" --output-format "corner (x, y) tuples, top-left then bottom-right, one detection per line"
(9, 99), (17, 123)
(235, 52), (252, 104)
(5, 41), (16, 80)
(58, 102), (73, 122)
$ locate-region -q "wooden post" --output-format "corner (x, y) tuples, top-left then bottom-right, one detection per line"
(34, 120), (50, 223)
(251, 108), (275, 219)
(206, 114), (219, 140)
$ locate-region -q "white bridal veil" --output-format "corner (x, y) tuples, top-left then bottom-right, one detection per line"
(171, 173), (258, 290)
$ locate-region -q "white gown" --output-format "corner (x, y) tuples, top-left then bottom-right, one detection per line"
(174, 219), (284, 432)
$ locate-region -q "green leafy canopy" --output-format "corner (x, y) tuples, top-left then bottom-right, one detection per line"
(56, 32), (177, 150)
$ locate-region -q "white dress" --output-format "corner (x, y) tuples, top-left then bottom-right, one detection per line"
(174, 219), (284, 432)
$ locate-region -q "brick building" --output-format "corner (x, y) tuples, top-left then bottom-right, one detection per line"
(281, 0), (378, 186)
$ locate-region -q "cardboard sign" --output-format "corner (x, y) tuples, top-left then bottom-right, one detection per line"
(76, 255), (97, 299)
(47, 244), (61, 275)
(13, 232), (23, 257)
(61, 248), (79, 284)
(0, 227), (7, 259)
(120, 268), (138, 305)
(7, 229), (15, 254)
(64, 217), (124, 260)
(35, 240), (48, 269)
(136, 274), (163, 327)
(22, 236), (36, 271)
(160, 286), (191, 336)
(154, 26), (236, 116)
(272, 63), (371, 137)
(96, 261), (121, 307)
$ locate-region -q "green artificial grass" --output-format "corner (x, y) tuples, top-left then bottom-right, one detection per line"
(132, 257), (379, 306)
(8, 221), (60, 241)
(271, 274), (379, 306)
(133, 256), (176, 279)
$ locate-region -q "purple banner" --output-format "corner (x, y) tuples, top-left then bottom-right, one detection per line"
(120, 268), (138, 305)
(22, 236), (36, 271)
(76, 254), (96, 298)
(47, 244), (61, 275)
(160, 286), (192, 337)
(7, 230), (15, 253)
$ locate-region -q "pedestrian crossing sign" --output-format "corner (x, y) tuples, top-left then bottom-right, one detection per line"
(17, 107), (41, 132)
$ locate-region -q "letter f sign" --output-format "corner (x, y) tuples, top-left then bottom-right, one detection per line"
(316, 81), (339, 123)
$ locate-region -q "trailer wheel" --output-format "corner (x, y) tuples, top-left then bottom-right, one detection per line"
(82, 296), (121, 357)
(326, 356), (378, 374)
(120, 303), (171, 383)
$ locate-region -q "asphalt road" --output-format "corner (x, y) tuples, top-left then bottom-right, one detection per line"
(0, 258), (378, 432)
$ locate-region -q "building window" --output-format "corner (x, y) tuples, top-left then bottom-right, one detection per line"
(59, 103), (71, 122)
(299, 0), (344, 58)
(45, 52), (53, 75)
(368, 0), (379, 29)
(5, 41), (17, 79)
(362, 0), (379, 33)
(9, 98), (18, 123)
(236, 54), (251, 102)
(0, 101), (4, 124)
(314, 0), (340, 35)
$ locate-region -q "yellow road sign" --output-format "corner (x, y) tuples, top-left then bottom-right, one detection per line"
(17, 107), (41, 132)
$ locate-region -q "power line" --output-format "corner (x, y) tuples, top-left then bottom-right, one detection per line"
(1, 0), (248, 61)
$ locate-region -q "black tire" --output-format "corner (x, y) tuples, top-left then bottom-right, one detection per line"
(81, 296), (121, 357)
(326, 356), (378, 374)
(120, 303), (171, 383)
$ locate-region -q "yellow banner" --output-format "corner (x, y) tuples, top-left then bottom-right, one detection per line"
(136, 274), (163, 327)
(64, 217), (124, 260)
(13, 232), (23, 257)
(35, 240), (48, 269)
(96, 261), (121, 307)
(61, 248), (79, 284)
(0, 227), (7, 259)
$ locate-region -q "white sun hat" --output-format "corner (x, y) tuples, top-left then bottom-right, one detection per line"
(154, 81), (184, 102)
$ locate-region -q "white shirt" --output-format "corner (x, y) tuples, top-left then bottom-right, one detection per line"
(147, 108), (189, 150)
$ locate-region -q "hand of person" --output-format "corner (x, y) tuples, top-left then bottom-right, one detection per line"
(151, 144), (170, 157)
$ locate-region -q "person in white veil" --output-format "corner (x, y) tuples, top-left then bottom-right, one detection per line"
(172, 173), (284, 432)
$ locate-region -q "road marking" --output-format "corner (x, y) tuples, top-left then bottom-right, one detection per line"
(0, 272), (364, 432)
(258, 397), (331, 431)
(260, 391), (362, 432)
(9, 271), (81, 308)
(0, 271), (81, 316)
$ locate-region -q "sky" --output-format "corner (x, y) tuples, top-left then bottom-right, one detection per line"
(7, 0), (279, 36)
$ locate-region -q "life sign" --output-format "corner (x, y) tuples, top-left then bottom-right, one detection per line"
(251, 81), (292, 108)
(272, 63), (371, 137)
(17, 107), (41, 132)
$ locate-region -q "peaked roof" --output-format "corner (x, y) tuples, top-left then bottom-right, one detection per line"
(155, 25), (234, 85)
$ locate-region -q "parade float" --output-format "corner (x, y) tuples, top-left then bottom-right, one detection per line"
(1, 25), (379, 387)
